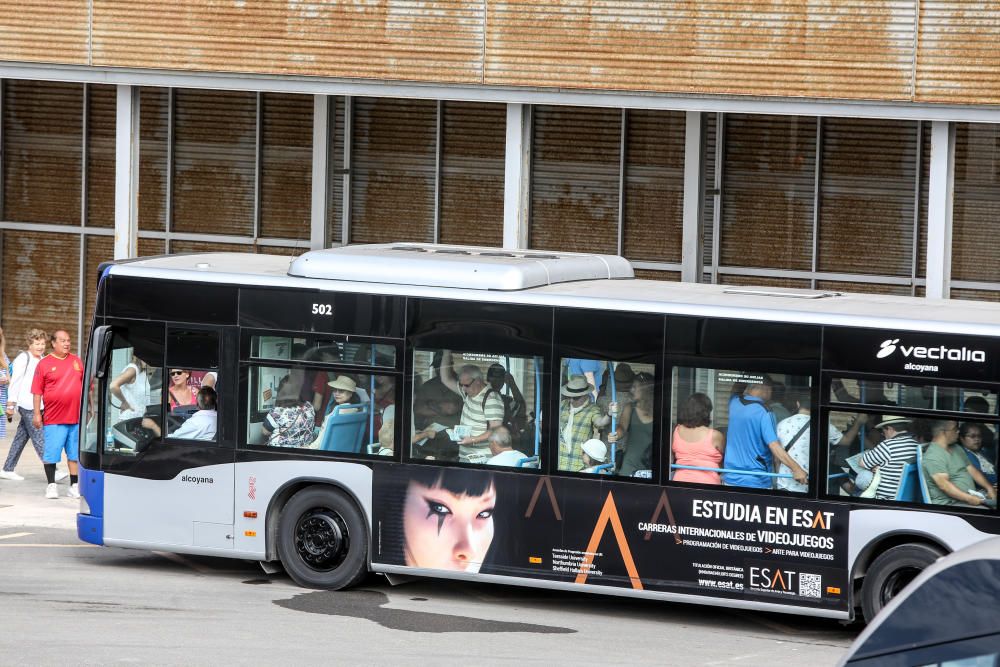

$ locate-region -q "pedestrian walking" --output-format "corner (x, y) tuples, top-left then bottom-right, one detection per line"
(32, 329), (83, 499)
(1, 328), (63, 482)
(0, 326), (8, 441)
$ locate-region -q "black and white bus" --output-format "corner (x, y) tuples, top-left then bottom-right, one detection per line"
(77, 243), (1000, 622)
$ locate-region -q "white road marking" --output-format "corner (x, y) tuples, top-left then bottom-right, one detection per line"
(0, 532), (32, 540)
(0, 543), (97, 548)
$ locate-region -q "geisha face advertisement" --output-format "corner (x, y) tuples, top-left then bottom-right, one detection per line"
(372, 465), (850, 612)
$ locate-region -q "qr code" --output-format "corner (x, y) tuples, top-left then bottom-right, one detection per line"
(798, 573), (822, 598)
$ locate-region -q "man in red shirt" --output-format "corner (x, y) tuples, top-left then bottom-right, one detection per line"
(32, 329), (84, 500)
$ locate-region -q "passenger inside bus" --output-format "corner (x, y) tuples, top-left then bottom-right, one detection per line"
(857, 416), (920, 500)
(959, 422), (997, 485)
(373, 375), (395, 437)
(722, 377), (807, 489)
(775, 389), (841, 494)
(327, 375), (363, 413)
(439, 351), (504, 464)
(609, 372), (656, 477)
(109, 355), (152, 421)
(557, 376), (610, 473)
(597, 363), (634, 441)
(167, 369), (196, 409)
(143, 386), (217, 441)
(671, 392), (724, 485)
(486, 363), (527, 444)
(565, 358), (603, 402)
(484, 426), (527, 467)
(963, 396), (997, 461)
(923, 419), (997, 508)
(579, 438), (611, 474)
(262, 379), (315, 449)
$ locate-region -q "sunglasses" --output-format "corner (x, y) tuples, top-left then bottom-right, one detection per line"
(170, 370), (186, 377)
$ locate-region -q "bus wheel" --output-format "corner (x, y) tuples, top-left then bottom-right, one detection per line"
(861, 542), (943, 622)
(277, 486), (368, 590)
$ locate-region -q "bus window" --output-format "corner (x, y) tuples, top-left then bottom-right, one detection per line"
(828, 410), (927, 502)
(246, 364), (395, 455)
(555, 358), (657, 477)
(670, 367), (812, 492)
(410, 349), (542, 467)
(102, 326), (164, 454)
(829, 410), (998, 507)
(830, 377), (997, 414)
(250, 334), (395, 368)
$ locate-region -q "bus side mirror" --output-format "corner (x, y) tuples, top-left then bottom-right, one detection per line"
(91, 326), (114, 379)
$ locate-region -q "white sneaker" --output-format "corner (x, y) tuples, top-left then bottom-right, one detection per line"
(0, 470), (24, 481)
(68, 483), (80, 499)
(45, 483), (59, 499)
(55, 470), (69, 482)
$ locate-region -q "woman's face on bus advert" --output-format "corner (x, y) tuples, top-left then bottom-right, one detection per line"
(403, 479), (496, 573)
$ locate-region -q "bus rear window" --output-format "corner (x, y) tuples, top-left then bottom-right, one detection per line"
(830, 378), (996, 415)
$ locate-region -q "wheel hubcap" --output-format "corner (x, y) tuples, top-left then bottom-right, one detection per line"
(294, 508), (349, 572)
(881, 566), (920, 607)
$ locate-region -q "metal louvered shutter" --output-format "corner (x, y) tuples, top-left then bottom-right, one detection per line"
(720, 114), (816, 271)
(530, 106), (620, 254)
(3, 80), (83, 225)
(327, 96), (345, 245)
(86, 84), (116, 228)
(439, 101), (505, 247)
(172, 89), (256, 236)
(350, 98), (436, 244)
(138, 87), (169, 232)
(951, 123), (1000, 283)
(702, 113), (718, 273)
(84, 234), (114, 343)
(259, 93), (311, 241)
(622, 109), (685, 263)
(1, 230), (82, 352)
(817, 119), (919, 277)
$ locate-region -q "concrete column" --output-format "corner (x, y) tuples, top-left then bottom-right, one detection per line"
(310, 94), (330, 250)
(926, 120), (955, 299)
(114, 85), (139, 259)
(681, 111), (704, 282)
(503, 103), (531, 249)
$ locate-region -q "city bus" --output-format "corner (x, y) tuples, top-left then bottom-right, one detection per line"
(77, 243), (1000, 623)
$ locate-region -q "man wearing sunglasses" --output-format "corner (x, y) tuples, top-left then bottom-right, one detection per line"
(440, 350), (504, 464)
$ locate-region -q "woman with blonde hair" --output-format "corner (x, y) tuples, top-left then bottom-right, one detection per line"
(1, 328), (52, 481)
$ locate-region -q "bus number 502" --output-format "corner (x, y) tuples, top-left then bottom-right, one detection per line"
(311, 303), (332, 315)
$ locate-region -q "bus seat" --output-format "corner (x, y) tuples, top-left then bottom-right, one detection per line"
(915, 446), (932, 503)
(895, 463), (921, 502)
(516, 456), (540, 469)
(319, 403), (369, 453)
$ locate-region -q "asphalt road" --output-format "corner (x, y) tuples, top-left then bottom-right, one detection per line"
(0, 524), (858, 666)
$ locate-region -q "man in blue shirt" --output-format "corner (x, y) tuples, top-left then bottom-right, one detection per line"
(722, 378), (807, 489)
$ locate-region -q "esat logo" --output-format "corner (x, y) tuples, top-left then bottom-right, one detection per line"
(749, 566), (796, 593)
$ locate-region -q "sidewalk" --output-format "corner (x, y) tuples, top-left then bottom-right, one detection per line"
(0, 412), (78, 530)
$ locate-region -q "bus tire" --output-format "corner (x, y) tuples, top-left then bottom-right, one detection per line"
(277, 486), (368, 590)
(860, 542), (943, 622)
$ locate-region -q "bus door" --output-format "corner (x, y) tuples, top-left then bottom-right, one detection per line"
(100, 321), (238, 551)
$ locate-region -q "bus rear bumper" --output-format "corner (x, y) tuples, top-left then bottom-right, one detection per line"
(77, 465), (104, 546)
